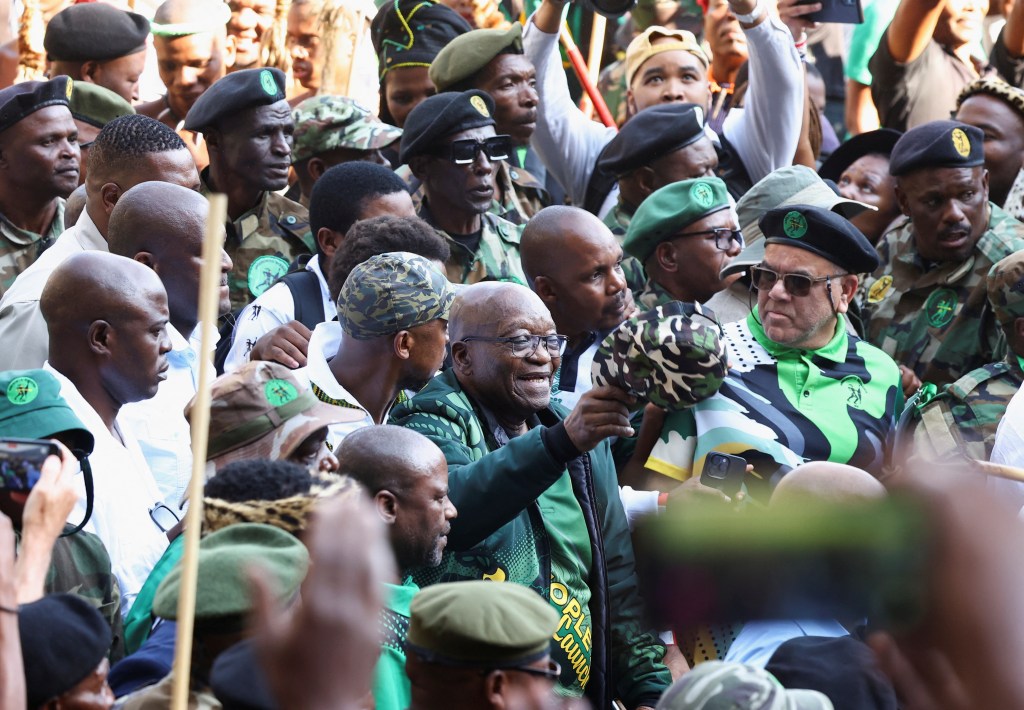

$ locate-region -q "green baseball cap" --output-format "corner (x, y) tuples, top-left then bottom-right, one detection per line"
(0, 369), (93, 455)
(338, 251), (454, 340)
(429, 23), (524, 92)
(657, 660), (834, 710)
(407, 580), (559, 667)
(987, 250), (1024, 326)
(291, 95), (402, 164)
(68, 82), (135, 128)
(624, 177), (731, 263)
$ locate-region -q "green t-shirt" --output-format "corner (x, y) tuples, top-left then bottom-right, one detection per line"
(373, 578), (418, 710)
(123, 535), (184, 655)
(845, 0), (898, 85)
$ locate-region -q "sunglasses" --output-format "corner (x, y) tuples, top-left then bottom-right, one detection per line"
(750, 265), (848, 297)
(433, 135), (513, 165)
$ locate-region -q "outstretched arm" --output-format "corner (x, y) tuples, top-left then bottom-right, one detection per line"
(886, 0), (946, 64)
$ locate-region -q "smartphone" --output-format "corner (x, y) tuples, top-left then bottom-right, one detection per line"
(799, 0), (863, 23)
(0, 438), (60, 491)
(700, 451), (747, 498)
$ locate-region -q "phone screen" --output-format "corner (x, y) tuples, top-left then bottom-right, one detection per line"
(0, 440), (58, 491)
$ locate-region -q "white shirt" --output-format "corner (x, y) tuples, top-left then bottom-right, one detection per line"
(0, 209), (107, 370)
(224, 254), (334, 373)
(45, 363), (168, 615)
(992, 387), (1024, 467)
(550, 338), (601, 411)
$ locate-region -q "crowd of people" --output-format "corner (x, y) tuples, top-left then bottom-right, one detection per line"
(0, 0), (1024, 708)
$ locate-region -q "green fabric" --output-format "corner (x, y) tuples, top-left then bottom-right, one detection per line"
(372, 578), (418, 710)
(623, 178), (731, 262)
(844, 0), (898, 85)
(123, 536), (183, 655)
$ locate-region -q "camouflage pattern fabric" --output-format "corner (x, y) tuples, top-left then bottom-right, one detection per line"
(987, 248), (1024, 326)
(399, 161), (548, 225)
(338, 251), (455, 338)
(861, 203), (1024, 387)
(201, 171), (316, 311)
(658, 660), (833, 710)
(635, 276), (679, 311)
(291, 95), (402, 164)
(421, 205), (527, 285)
(602, 199), (649, 296)
(909, 354), (1024, 461)
(591, 300), (727, 411)
(597, 58), (628, 128)
(0, 200), (65, 297)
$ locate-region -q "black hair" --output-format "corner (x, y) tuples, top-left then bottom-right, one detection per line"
(308, 162), (410, 243)
(86, 114), (187, 178)
(327, 214), (450, 302)
(204, 459), (315, 502)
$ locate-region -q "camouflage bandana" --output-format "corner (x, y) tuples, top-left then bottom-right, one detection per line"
(658, 660), (834, 710)
(987, 250), (1024, 326)
(338, 251), (454, 339)
(591, 300), (727, 411)
(291, 95), (402, 164)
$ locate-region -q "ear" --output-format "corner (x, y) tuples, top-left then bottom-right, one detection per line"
(834, 274), (858, 313)
(375, 490), (398, 524)
(625, 87), (637, 119)
(894, 182), (910, 217)
(316, 227), (344, 261)
(634, 166), (656, 199)
(88, 320), (114, 356)
(409, 155), (431, 181)
(134, 252), (157, 270)
(654, 240), (678, 273)
(450, 341), (472, 376)
(308, 157), (327, 181)
(483, 670), (508, 708)
(533, 274), (558, 307)
(394, 330), (413, 361)
(1014, 315), (1024, 342)
(981, 167), (991, 200)
(222, 34), (238, 68)
(100, 182), (122, 216)
(80, 60), (101, 84)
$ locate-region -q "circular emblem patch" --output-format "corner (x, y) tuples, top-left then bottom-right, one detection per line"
(782, 210), (808, 238)
(867, 274), (893, 303)
(6, 377), (38, 405)
(924, 288), (958, 328)
(65, 78), (73, 100)
(690, 181), (715, 208)
(264, 378), (298, 407)
(951, 128), (971, 158)
(247, 255), (289, 297)
(259, 69), (278, 96)
(840, 376), (865, 410)
(469, 95), (490, 117)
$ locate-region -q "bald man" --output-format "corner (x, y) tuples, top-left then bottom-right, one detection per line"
(391, 281), (671, 709)
(108, 182), (233, 508)
(40, 251), (172, 612)
(337, 425), (457, 710)
(521, 206), (636, 411)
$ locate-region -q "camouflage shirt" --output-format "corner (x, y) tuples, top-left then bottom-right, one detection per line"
(399, 161), (549, 225)
(0, 199), (64, 298)
(634, 277), (678, 312)
(602, 199), (648, 296)
(200, 170), (316, 311)
(861, 204), (1024, 387)
(910, 354), (1024, 461)
(419, 201), (527, 286)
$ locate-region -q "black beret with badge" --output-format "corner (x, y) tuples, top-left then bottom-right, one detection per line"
(0, 76), (72, 134)
(598, 103), (707, 177)
(44, 3), (150, 62)
(429, 24), (524, 92)
(184, 68), (288, 133)
(399, 89), (496, 164)
(888, 120), (984, 177)
(759, 204), (880, 274)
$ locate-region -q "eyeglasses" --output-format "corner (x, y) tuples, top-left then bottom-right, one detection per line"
(484, 661), (563, 683)
(675, 227), (744, 251)
(750, 265), (848, 297)
(460, 334), (568, 358)
(433, 135), (513, 165)
(149, 502), (181, 533)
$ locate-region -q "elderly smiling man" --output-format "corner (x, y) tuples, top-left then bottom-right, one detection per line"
(391, 281), (671, 710)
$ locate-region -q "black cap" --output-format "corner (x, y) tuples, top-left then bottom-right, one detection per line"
(210, 639), (279, 710)
(0, 76), (72, 134)
(598, 103), (707, 176)
(888, 120), (984, 177)
(759, 204), (880, 274)
(44, 4), (150, 62)
(19, 594), (113, 708)
(399, 90), (496, 164)
(818, 128), (902, 182)
(184, 68), (288, 132)
(371, 0), (472, 79)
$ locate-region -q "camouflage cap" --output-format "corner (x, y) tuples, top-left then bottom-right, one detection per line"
(185, 361), (364, 469)
(0, 369), (94, 455)
(987, 250), (1024, 326)
(656, 661), (834, 710)
(591, 300), (727, 412)
(338, 251), (454, 339)
(291, 95), (402, 164)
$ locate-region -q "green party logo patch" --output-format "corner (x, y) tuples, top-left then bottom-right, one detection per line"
(782, 210), (808, 238)
(6, 377), (38, 405)
(264, 378), (298, 407)
(690, 181), (715, 208)
(924, 288), (958, 329)
(247, 255), (290, 297)
(840, 375), (864, 410)
(260, 69), (278, 96)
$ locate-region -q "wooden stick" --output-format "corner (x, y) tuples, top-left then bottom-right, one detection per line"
(581, 14), (607, 120)
(169, 194), (227, 710)
(559, 22), (616, 129)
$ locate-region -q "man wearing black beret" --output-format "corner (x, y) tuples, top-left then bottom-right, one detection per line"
(861, 119), (1024, 396)
(0, 76), (79, 297)
(185, 68), (315, 312)
(400, 89), (526, 285)
(44, 3), (150, 103)
(642, 204), (902, 501)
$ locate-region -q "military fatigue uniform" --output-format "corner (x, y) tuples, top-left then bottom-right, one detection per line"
(634, 277), (678, 312)
(200, 170), (316, 311)
(0, 200), (64, 297)
(861, 204), (1024, 387)
(910, 354), (1024, 461)
(419, 201), (527, 285)
(602, 199), (648, 296)
(399, 161), (549, 225)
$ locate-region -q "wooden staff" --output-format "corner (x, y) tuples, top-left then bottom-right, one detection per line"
(580, 14), (606, 120)
(170, 194), (228, 710)
(559, 21), (616, 129)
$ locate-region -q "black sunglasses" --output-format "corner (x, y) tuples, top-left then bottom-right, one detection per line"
(750, 265), (848, 297)
(674, 227), (744, 251)
(434, 135), (513, 165)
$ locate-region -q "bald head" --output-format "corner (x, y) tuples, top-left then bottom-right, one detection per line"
(449, 282), (551, 343)
(520, 205), (614, 284)
(108, 181), (208, 259)
(154, 0), (227, 30)
(771, 462), (887, 507)
(337, 425), (445, 494)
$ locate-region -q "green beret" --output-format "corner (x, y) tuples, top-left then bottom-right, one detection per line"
(69, 83), (135, 129)
(429, 23), (524, 92)
(623, 177), (731, 262)
(291, 95), (402, 164)
(987, 250), (1024, 326)
(407, 581), (559, 667)
(0, 76), (72, 134)
(44, 4), (150, 62)
(888, 120), (984, 176)
(153, 523), (309, 624)
(0, 369), (93, 455)
(399, 89), (496, 164)
(184, 68), (288, 132)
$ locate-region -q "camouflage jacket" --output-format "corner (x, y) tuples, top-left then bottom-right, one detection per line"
(399, 161), (549, 225)
(602, 199), (648, 296)
(861, 204), (1024, 387)
(0, 199), (64, 297)
(910, 354), (1024, 461)
(634, 277), (678, 312)
(419, 201), (527, 286)
(200, 170), (316, 311)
